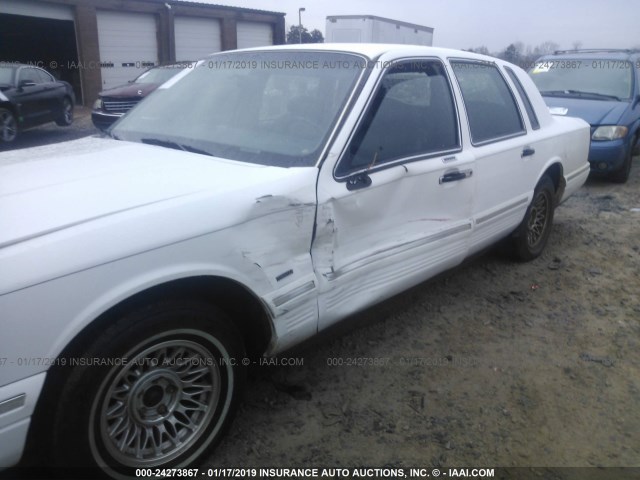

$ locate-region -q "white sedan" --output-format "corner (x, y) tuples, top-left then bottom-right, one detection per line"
(0, 44), (589, 477)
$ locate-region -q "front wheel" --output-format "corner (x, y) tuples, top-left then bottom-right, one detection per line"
(55, 97), (74, 126)
(0, 107), (18, 142)
(50, 301), (245, 478)
(511, 175), (556, 261)
(610, 135), (636, 183)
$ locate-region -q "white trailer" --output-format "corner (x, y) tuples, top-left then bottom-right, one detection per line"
(325, 15), (434, 46)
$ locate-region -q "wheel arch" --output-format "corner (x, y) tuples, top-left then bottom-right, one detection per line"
(0, 103), (19, 142)
(631, 130), (639, 155)
(0, 102), (19, 124)
(61, 274), (272, 363)
(0, 101), (17, 113)
(25, 275), (273, 459)
(540, 161), (565, 206)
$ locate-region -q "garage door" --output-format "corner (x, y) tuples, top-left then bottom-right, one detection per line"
(0, 0), (73, 21)
(97, 10), (158, 89)
(175, 17), (221, 62)
(237, 21), (273, 49)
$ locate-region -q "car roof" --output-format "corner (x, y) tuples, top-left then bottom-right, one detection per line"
(207, 43), (497, 63)
(538, 49), (640, 61)
(0, 63), (42, 70)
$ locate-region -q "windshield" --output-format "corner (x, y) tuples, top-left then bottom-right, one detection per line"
(135, 65), (187, 84)
(0, 65), (16, 84)
(112, 51), (366, 167)
(529, 59), (633, 100)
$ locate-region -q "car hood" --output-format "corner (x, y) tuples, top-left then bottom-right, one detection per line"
(99, 82), (159, 98)
(541, 96), (629, 126)
(0, 136), (318, 293)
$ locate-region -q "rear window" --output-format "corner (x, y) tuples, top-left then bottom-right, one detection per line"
(505, 66), (540, 130)
(451, 61), (524, 144)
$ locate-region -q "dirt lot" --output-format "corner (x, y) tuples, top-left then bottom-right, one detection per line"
(205, 159), (640, 472)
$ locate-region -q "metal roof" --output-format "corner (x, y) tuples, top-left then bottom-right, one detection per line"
(156, 0), (285, 16)
(326, 15), (434, 33)
(540, 49), (640, 60)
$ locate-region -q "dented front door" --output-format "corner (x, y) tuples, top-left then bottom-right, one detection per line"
(311, 57), (476, 329)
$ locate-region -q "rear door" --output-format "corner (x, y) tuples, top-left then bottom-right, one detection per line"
(449, 60), (535, 254)
(313, 57), (475, 328)
(14, 67), (50, 126)
(33, 68), (62, 118)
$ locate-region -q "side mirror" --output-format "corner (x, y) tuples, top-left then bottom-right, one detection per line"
(18, 80), (36, 89)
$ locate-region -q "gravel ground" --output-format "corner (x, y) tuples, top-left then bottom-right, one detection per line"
(204, 160), (640, 472)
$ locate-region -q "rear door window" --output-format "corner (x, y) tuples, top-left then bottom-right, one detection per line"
(451, 61), (525, 144)
(505, 66), (540, 130)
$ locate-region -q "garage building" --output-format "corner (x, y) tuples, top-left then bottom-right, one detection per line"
(0, 0), (286, 105)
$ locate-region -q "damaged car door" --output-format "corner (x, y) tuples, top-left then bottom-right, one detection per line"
(312, 58), (475, 328)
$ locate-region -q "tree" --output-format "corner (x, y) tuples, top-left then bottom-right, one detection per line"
(466, 46), (492, 56)
(523, 41), (559, 69)
(286, 25), (324, 44)
(309, 29), (324, 43)
(534, 41), (559, 56)
(286, 25), (308, 44)
(513, 41), (525, 58)
(500, 43), (520, 64)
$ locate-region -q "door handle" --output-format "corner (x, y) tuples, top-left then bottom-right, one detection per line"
(522, 147), (535, 157)
(439, 169), (472, 184)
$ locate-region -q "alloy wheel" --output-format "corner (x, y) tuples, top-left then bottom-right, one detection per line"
(0, 109), (17, 142)
(92, 339), (221, 467)
(526, 190), (550, 248)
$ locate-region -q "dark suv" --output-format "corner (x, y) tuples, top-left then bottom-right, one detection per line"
(92, 63), (190, 131)
(529, 49), (640, 182)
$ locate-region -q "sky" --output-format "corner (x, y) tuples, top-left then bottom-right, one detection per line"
(203, 0), (639, 52)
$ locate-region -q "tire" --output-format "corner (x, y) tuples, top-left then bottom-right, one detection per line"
(50, 301), (245, 478)
(511, 175), (556, 262)
(0, 107), (18, 142)
(610, 136), (636, 183)
(55, 96), (74, 126)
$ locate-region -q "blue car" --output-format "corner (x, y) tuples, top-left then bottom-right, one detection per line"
(529, 49), (640, 182)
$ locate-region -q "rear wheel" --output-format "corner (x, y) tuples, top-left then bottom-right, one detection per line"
(511, 175), (556, 261)
(51, 301), (245, 478)
(55, 97), (74, 126)
(0, 108), (18, 142)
